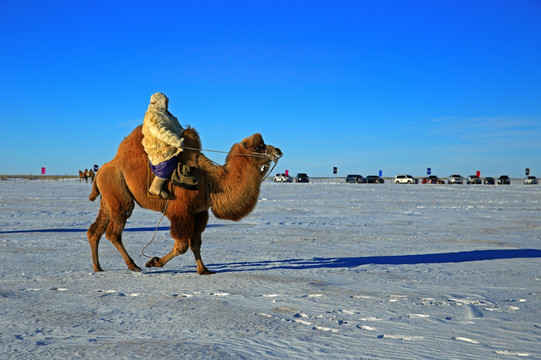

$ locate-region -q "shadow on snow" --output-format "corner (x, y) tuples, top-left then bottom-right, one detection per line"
(3, 227), (539, 274)
(207, 248), (541, 273)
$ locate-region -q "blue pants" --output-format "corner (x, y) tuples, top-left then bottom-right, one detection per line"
(150, 157), (178, 179)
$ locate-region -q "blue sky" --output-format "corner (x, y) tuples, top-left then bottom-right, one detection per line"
(1, 1), (540, 178)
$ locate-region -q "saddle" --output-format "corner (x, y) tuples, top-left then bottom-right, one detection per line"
(171, 163), (200, 190)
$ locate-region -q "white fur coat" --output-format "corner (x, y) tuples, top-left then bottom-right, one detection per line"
(141, 93), (184, 165)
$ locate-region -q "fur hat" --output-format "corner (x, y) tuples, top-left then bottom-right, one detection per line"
(149, 92), (169, 111)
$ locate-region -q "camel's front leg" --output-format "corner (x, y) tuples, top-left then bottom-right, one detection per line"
(146, 215), (191, 269)
(191, 211), (213, 275)
(190, 232), (214, 275)
(145, 238), (189, 268)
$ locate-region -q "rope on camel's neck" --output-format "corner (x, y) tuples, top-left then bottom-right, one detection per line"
(183, 145), (278, 183)
(181, 145), (270, 159)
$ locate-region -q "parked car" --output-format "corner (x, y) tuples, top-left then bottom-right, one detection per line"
(467, 175), (482, 184)
(524, 176), (538, 185)
(366, 175), (384, 184)
(483, 177), (495, 185)
(273, 173), (292, 182)
(498, 175), (511, 185)
(394, 175), (417, 184)
(346, 174), (365, 183)
(295, 173), (309, 183)
(448, 174), (463, 184)
(423, 175), (444, 184)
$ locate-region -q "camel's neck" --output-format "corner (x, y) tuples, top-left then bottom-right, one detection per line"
(209, 153), (263, 221)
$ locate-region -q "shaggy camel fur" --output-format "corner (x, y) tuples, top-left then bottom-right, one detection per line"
(87, 125), (281, 274)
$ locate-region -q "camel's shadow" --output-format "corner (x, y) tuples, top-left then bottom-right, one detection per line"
(206, 248), (541, 273)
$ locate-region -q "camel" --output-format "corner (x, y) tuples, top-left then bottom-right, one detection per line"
(87, 125), (281, 274)
(88, 169), (95, 182)
(78, 169), (89, 183)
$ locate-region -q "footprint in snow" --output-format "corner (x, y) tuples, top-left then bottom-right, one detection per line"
(493, 350), (530, 357)
(453, 336), (479, 344)
(357, 325), (376, 331)
(409, 313), (430, 319)
(172, 293), (192, 298)
(378, 334), (424, 341)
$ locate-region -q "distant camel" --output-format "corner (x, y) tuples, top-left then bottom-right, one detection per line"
(87, 125), (281, 274)
(88, 169), (95, 182)
(78, 169), (89, 183)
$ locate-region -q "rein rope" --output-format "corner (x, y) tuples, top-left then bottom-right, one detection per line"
(181, 145), (270, 159)
(141, 198), (169, 259)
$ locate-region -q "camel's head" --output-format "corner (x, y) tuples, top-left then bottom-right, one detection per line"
(239, 133), (282, 175)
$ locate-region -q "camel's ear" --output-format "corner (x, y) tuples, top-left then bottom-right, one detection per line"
(242, 141), (248, 149)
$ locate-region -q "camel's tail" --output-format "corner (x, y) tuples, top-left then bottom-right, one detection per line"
(89, 176), (100, 201)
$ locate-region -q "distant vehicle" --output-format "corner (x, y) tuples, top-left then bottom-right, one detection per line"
(346, 174), (365, 183)
(423, 175), (444, 184)
(467, 175), (482, 184)
(497, 175), (511, 185)
(524, 176), (538, 185)
(448, 174), (463, 184)
(273, 173), (292, 182)
(394, 175), (417, 184)
(295, 173), (309, 183)
(366, 175), (384, 184)
(483, 177), (495, 185)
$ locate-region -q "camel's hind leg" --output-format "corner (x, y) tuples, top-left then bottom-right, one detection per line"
(87, 203), (109, 272)
(104, 202), (140, 272)
(89, 165), (140, 272)
(87, 200), (140, 272)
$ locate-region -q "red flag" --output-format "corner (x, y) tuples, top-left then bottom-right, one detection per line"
(41, 167), (46, 175)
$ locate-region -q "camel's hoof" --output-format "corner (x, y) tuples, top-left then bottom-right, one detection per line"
(145, 257), (161, 268)
(198, 268), (215, 275)
(129, 265), (142, 272)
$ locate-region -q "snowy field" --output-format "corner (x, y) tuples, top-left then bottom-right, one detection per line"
(1, 178), (540, 359)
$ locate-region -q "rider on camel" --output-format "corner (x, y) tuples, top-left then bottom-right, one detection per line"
(141, 92), (184, 198)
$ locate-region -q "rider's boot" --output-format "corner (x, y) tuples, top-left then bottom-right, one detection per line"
(149, 176), (169, 198)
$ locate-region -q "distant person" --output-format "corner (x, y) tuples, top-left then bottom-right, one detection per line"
(141, 92), (184, 198)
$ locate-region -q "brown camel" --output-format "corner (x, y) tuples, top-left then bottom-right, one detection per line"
(78, 169), (89, 183)
(87, 125), (281, 274)
(88, 169), (95, 182)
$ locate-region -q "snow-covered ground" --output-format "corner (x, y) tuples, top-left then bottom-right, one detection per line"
(1, 178), (540, 359)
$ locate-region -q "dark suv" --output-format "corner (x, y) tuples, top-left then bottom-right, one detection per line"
(498, 175), (511, 185)
(296, 173), (309, 183)
(366, 175), (384, 184)
(346, 174), (365, 183)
